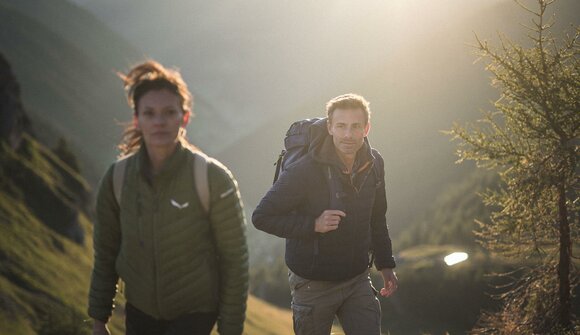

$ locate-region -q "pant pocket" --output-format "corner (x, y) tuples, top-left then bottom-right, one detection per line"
(292, 303), (314, 335)
(289, 271), (311, 292)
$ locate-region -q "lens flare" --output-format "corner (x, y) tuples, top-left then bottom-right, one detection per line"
(444, 252), (468, 266)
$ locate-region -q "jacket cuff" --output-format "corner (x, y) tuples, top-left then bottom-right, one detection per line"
(375, 256), (396, 270)
(87, 306), (112, 324)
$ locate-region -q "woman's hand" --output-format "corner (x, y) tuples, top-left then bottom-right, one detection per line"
(92, 319), (111, 335)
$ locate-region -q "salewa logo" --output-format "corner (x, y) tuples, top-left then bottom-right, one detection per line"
(170, 199), (189, 209)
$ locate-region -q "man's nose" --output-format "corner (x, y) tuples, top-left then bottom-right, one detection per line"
(344, 127), (353, 138)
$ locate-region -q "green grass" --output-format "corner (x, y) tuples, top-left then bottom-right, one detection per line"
(0, 189), (304, 334)
(0, 189), (129, 334)
(0, 130), (300, 334)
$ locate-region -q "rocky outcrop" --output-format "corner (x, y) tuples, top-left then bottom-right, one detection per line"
(0, 54), (31, 150)
(0, 53), (90, 244)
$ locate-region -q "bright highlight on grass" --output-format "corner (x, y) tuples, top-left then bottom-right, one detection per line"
(444, 252), (469, 266)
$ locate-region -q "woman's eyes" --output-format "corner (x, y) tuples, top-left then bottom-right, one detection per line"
(142, 109), (178, 118)
(164, 109), (177, 116)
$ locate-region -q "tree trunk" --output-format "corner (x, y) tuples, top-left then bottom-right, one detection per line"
(557, 182), (571, 328)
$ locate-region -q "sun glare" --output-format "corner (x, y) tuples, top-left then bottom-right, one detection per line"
(444, 252), (469, 266)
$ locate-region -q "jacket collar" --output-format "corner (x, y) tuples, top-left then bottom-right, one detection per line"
(312, 135), (375, 175)
(136, 141), (188, 182)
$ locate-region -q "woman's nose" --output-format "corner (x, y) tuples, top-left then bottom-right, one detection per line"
(153, 114), (167, 124)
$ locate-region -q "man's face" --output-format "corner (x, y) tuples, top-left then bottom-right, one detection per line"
(327, 108), (370, 161)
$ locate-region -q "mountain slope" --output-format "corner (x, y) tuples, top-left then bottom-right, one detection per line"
(0, 0), (142, 182)
(0, 192), (99, 335)
(0, 193), (303, 334)
(0, 135), (301, 335)
(0, 49), (299, 335)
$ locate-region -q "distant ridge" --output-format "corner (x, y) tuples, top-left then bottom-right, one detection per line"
(0, 0), (144, 183)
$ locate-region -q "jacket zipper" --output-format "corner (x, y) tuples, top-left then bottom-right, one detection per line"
(152, 192), (160, 316)
(314, 166), (336, 257)
(351, 162), (374, 195)
(349, 163), (373, 269)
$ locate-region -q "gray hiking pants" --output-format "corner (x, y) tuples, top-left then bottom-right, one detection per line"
(289, 270), (381, 335)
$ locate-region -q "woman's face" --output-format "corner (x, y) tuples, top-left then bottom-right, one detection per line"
(135, 89), (189, 151)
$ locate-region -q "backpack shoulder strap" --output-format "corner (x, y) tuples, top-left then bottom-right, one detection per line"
(193, 151), (210, 214)
(111, 151), (211, 213)
(112, 156), (130, 206)
(372, 149), (385, 184)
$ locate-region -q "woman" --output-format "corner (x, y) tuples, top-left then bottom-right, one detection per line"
(88, 60), (249, 335)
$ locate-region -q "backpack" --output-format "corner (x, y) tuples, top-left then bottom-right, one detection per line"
(273, 117), (328, 184)
(273, 117), (384, 186)
(112, 152), (211, 214)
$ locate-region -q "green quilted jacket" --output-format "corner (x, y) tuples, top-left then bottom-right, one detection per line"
(88, 143), (249, 334)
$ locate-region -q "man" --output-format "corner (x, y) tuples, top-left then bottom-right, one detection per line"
(252, 94), (397, 335)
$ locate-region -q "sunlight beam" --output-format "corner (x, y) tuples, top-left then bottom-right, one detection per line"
(444, 252), (469, 266)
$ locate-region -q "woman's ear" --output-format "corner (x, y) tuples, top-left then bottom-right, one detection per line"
(133, 115), (139, 130)
(182, 111), (191, 126)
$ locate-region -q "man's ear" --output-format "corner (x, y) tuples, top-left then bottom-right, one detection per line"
(364, 121), (371, 137)
(327, 119), (333, 135)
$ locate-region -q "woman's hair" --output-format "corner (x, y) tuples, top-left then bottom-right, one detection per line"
(117, 60), (195, 156)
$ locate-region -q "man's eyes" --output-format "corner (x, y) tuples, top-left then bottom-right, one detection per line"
(335, 124), (363, 129)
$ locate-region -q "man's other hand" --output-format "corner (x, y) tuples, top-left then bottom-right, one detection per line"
(379, 268), (398, 297)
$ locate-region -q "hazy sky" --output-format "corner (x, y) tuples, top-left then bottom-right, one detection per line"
(65, 0), (579, 232)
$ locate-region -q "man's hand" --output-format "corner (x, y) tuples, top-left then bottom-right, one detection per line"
(379, 268), (398, 297)
(92, 319), (111, 335)
(314, 210), (346, 233)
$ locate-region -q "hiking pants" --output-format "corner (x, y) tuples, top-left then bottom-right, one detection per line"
(289, 269), (381, 335)
(125, 302), (217, 335)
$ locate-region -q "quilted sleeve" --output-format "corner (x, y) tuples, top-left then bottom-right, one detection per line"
(251, 164), (318, 240)
(207, 160), (249, 335)
(88, 164), (121, 322)
(369, 153), (396, 270)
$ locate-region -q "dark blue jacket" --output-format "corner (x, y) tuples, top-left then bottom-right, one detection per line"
(252, 136), (395, 281)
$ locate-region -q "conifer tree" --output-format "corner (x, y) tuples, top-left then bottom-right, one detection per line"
(447, 0), (578, 333)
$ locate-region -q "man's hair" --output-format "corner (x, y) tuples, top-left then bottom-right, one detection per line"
(117, 60), (196, 156)
(325, 93), (371, 124)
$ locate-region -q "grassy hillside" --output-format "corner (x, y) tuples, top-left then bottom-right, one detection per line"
(0, 192), (318, 334)
(375, 244), (499, 334)
(0, 135), (304, 335)
(0, 193), (103, 335)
